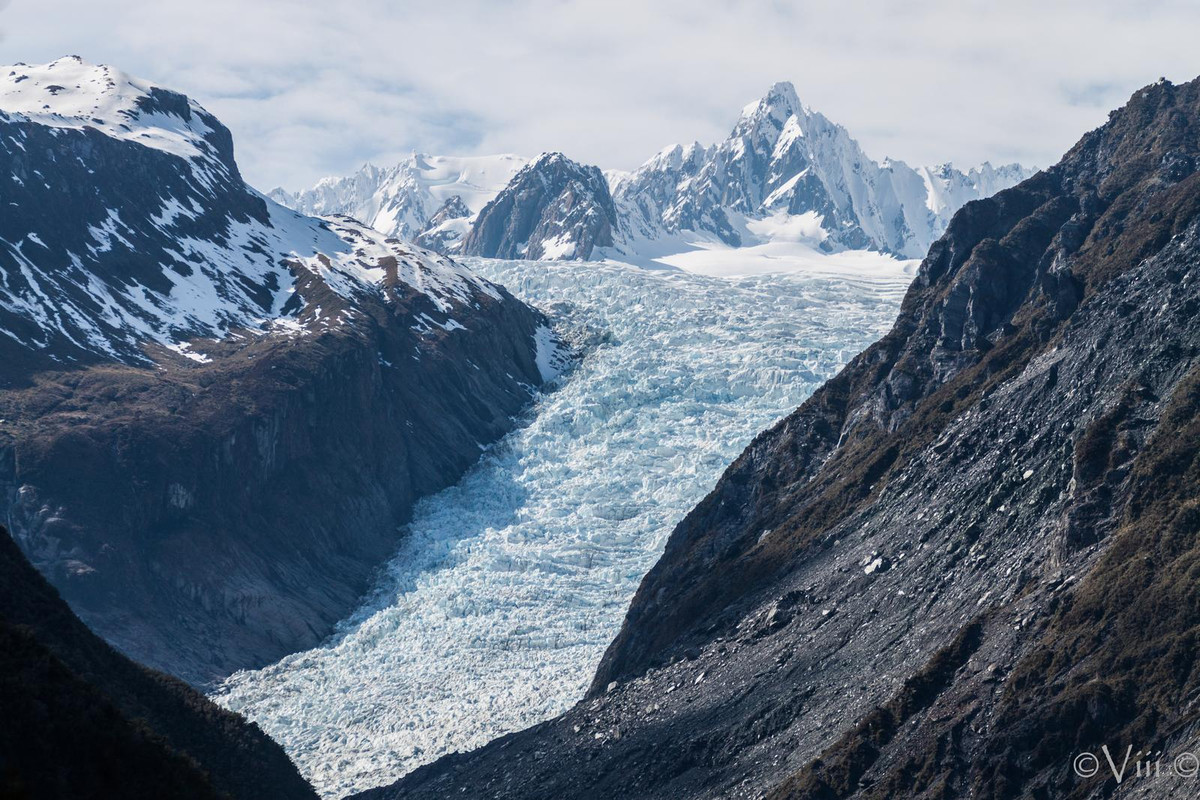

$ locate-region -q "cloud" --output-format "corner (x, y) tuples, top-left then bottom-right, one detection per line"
(5, 0), (1200, 190)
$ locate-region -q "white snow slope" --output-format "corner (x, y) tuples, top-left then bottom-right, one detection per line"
(214, 254), (914, 798)
(271, 154), (529, 244)
(0, 57), (215, 160)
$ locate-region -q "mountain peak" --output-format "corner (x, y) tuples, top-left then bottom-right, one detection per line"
(764, 79), (800, 102)
(462, 151), (617, 260)
(530, 151), (573, 168)
(0, 57), (221, 164)
(739, 80), (804, 122)
(640, 141), (707, 173)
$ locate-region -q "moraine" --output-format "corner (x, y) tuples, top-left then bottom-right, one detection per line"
(213, 254), (913, 798)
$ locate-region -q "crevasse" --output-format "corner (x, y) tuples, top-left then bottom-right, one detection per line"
(213, 256), (912, 798)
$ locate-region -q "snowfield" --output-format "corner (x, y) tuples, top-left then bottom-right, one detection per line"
(213, 255), (915, 798)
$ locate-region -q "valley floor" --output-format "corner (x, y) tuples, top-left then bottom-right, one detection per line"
(212, 254), (913, 798)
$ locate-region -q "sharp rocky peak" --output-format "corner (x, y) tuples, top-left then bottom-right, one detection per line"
(606, 81), (1032, 258)
(460, 150), (618, 261)
(738, 80), (805, 122)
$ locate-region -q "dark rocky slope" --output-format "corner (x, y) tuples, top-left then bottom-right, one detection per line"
(0, 59), (555, 683)
(460, 152), (618, 260)
(0, 526), (315, 799)
(361, 78), (1200, 799)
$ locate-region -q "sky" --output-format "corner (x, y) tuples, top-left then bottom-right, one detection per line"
(3, 0), (1199, 191)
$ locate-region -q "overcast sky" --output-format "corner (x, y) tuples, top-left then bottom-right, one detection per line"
(4, 0), (1199, 190)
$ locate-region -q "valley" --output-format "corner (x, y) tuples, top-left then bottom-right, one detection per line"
(2, 28), (1197, 799)
(214, 254), (913, 797)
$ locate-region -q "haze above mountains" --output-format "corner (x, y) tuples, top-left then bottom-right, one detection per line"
(272, 82), (1032, 265)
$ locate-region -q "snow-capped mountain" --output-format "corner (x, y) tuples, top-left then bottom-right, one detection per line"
(460, 152), (619, 260)
(0, 57), (556, 684)
(609, 81), (1032, 259)
(915, 160), (1032, 234)
(0, 57), (506, 368)
(271, 153), (528, 253)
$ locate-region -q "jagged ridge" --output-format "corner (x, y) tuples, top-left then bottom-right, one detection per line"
(270, 153), (528, 252)
(274, 83), (1029, 263)
(611, 81), (1031, 258)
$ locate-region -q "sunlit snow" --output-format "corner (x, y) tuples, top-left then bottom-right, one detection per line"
(0, 56), (216, 161)
(213, 255), (915, 798)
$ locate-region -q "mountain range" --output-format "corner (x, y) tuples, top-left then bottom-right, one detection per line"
(268, 154), (528, 254)
(274, 81), (1031, 263)
(4, 54), (1200, 800)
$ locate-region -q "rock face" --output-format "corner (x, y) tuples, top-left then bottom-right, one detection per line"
(414, 194), (471, 252)
(360, 78), (1200, 800)
(460, 153), (619, 260)
(0, 526), (316, 799)
(0, 58), (556, 683)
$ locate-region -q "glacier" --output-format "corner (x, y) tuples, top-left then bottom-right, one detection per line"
(212, 254), (914, 798)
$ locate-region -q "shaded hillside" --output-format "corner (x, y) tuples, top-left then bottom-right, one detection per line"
(0, 527), (315, 800)
(361, 77), (1200, 800)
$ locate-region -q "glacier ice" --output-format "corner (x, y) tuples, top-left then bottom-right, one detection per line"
(212, 255), (913, 798)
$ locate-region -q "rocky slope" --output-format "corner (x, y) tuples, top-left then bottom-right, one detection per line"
(0, 525), (316, 799)
(0, 58), (556, 683)
(413, 195), (472, 252)
(460, 153), (619, 260)
(360, 77), (1200, 800)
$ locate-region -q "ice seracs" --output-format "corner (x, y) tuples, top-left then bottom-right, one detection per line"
(215, 253), (914, 798)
